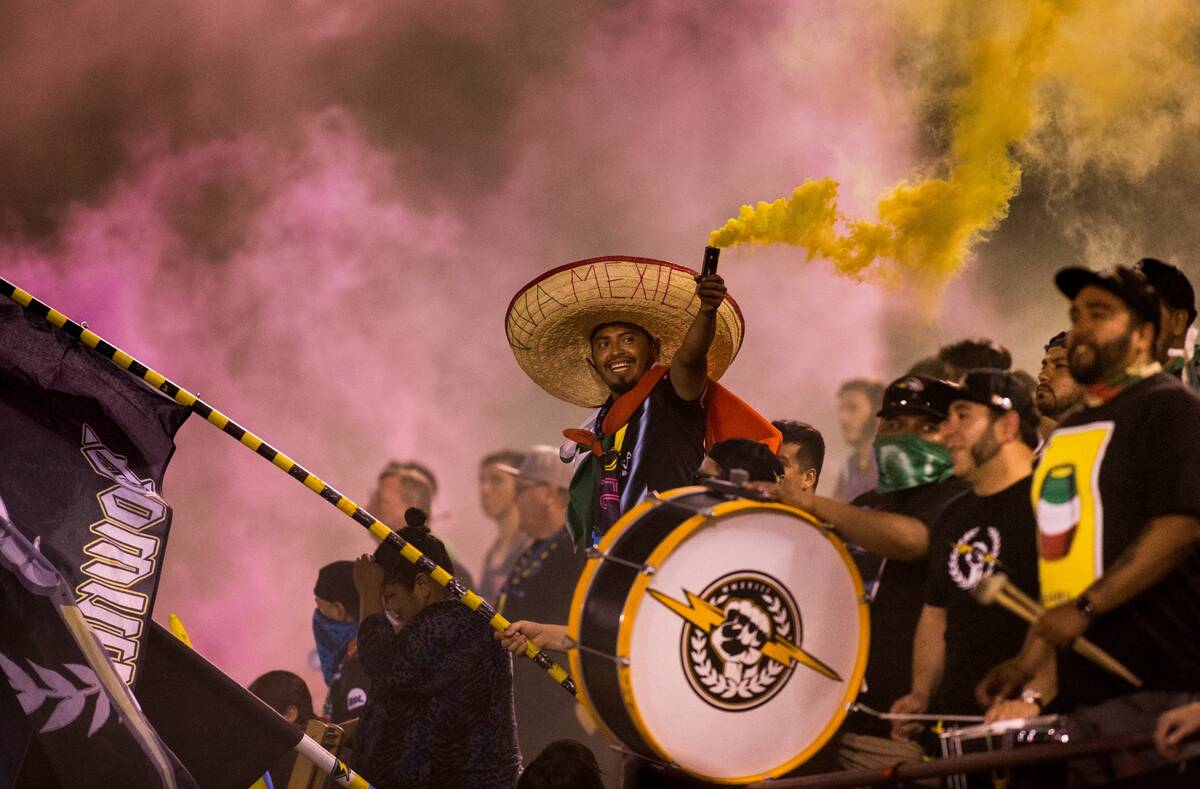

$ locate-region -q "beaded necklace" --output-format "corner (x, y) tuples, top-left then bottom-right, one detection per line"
(497, 535), (564, 614)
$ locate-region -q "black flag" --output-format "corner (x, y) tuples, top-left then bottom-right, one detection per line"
(136, 621), (305, 789)
(0, 298), (189, 782)
(0, 503), (198, 787)
(0, 300), (189, 688)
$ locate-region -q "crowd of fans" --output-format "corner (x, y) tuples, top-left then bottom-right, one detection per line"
(245, 258), (1200, 789)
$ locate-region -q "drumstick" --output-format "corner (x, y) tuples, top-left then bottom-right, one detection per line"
(850, 703), (984, 724)
(994, 584), (1040, 621)
(973, 574), (1142, 689)
(974, 576), (1038, 627)
(999, 578), (1043, 619)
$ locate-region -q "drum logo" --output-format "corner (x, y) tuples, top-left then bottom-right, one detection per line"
(649, 571), (841, 712)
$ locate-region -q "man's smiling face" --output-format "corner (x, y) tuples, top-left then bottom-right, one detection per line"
(590, 322), (655, 395)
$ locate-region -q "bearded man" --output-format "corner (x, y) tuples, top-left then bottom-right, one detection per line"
(1035, 331), (1085, 443)
(979, 265), (1200, 786)
(769, 374), (967, 773)
(889, 371), (1044, 757)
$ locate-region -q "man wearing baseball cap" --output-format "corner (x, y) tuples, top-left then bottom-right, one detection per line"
(1136, 257), (1198, 388)
(495, 446), (579, 620)
(995, 264), (1200, 783)
(770, 374), (967, 772)
(494, 446), (619, 780)
(312, 560), (370, 722)
(1035, 331), (1085, 444)
(890, 370), (1045, 745)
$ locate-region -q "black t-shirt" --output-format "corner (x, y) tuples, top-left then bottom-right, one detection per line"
(1035, 373), (1200, 707)
(328, 647), (371, 723)
(499, 529), (616, 773)
(925, 477), (1039, 715)
(499, 529), (585, 626)
(593, 373), (706, 540)
(845, 479), (968, 736)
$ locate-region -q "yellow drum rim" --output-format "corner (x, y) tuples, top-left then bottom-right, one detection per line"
(566, 486), (708, 750)
(615, 496), (871, 784)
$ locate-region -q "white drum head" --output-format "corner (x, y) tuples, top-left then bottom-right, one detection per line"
(619, 502), (867, 783)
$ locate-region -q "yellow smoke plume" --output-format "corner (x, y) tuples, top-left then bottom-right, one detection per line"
(711, 1), (1200, 291)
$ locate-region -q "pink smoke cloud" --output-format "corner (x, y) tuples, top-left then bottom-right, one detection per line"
(13, 0), (1190, 708)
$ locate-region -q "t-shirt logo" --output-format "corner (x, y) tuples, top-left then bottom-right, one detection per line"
(346, 687), (367, 712)
(1037, 464), (1080, 560)
(948, 526), (1001, 591)
(1032, 421), (1114, 606)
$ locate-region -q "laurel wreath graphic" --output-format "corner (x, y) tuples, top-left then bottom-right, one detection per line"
(689, 588), (792, 701)
(0, 651), (110, 736)
(948, 526), (1002, 592)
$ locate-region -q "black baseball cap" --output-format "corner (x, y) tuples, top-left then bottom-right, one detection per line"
(1055, 265), (1161, 336)
(878, 375), (959, 421)
(1136, 258), (1196, 326)
(314, 560), (359, 617)
(956, 369), (1040, 448)
(1044, 331), (1067, 351)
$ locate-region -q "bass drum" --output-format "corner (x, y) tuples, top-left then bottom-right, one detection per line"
(567, 486), (869, 784)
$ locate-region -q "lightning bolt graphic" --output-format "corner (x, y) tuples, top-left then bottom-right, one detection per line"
(649, 588), (726, 632)
(956, 543), (997, 565)
(648, 588), (842, 682)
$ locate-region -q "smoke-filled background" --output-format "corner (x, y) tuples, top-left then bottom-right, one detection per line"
(3, 0), (1200, 699)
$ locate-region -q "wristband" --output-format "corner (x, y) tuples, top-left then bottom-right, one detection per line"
(1074, 593), (1097, 619)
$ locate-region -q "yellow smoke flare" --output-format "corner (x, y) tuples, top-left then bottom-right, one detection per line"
(710, 1), (1069, 289)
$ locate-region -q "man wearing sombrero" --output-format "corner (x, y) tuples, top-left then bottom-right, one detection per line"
(503, 255), (780, 788)
(505, 254), (779, 550)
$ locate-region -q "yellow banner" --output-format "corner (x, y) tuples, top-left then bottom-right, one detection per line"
(1032, 422), (1114, 607)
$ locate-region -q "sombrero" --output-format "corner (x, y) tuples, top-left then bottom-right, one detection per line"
(506, 256), (745, 407)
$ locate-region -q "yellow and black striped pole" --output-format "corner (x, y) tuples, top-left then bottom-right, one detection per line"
(0, 277), (576, 697)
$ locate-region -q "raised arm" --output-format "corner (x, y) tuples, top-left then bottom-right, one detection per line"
(353, 554), (386, 624)
(669, 273), (726, 401)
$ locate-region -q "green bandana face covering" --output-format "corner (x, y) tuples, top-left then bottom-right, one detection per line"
(874, 434), (954, 492)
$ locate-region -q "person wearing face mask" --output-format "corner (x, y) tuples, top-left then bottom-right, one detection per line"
(770, 374), (967, 773)
(888, 371), (1046, 774)
(312, 559), (371, 723)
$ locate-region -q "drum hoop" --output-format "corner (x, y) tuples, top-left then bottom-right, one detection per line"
(566, 486), (706, 750)
(615, 496), (872, 784)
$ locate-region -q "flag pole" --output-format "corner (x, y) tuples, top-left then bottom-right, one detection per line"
(0, 277), (577, 697)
